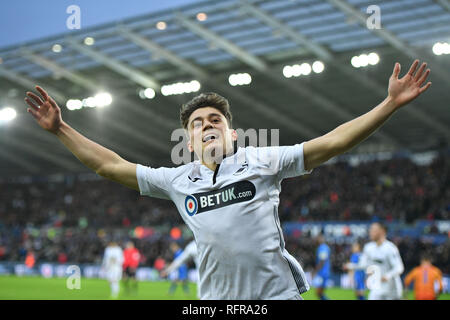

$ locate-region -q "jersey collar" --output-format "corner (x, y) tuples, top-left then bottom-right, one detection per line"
(188, 146), (243, 181)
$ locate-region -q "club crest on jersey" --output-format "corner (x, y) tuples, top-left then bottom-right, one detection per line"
(184, 180), (256, 216)
(185, 195), (198, 216)
(233, 162), (248, 176)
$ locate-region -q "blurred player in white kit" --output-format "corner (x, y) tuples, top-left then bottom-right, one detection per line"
(345, 222), (404, 300)
(102, 242), (124, 299)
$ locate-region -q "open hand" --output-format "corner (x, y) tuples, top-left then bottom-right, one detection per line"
(388, 60), (432, 109)
(25, 86), (63, 134)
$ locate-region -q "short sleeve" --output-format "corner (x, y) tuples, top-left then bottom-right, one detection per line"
(277, 142), (313, 179)
(245, 143), (312, 179)
(136, 164), (172, 200)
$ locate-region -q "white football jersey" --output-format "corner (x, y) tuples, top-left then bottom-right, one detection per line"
(103, 246), (124, 270)
(352, 240), (404, 299)
(137, 143), (312, 300)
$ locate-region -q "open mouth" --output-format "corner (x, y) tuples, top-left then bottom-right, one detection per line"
(202, 133), (219, 143)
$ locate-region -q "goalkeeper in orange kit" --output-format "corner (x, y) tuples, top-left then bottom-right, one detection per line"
(404, 254), (444, 300)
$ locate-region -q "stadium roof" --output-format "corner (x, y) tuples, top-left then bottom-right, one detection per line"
(0, 0), (449, 176)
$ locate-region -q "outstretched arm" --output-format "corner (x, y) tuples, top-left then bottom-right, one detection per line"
(303, 60), (432, 171)
(25, 86), (138, 190)
(162, 249), (193, 277)
(344, 250), (369, 271)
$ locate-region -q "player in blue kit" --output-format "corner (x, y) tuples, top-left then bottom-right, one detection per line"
(350, 242), (366, 300)
(313, 235), (331, 300)
(168, 242), (190, 295)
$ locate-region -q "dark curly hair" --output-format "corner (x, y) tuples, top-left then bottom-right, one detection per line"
(180, 92), (233, 130)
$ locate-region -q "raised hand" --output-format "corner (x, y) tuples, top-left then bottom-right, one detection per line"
(388, 60), (432, 109)
(25, 86), (63, 134)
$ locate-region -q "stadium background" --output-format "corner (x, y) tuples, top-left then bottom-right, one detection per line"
(0, 0), (449, 299)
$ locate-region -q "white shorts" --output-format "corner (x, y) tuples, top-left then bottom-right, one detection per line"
(368, 277), (403, 300)
(368, 290), (401, 300)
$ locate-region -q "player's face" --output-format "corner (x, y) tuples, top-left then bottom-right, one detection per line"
(187, 107), (237, 164)
(316, 235), (324, 244)
(352, 243), (360, 253)
(369, 224), (382, 241)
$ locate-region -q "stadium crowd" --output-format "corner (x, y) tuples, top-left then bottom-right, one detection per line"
(0, 151), (448, 274)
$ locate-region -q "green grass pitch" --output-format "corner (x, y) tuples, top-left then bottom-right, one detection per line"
(0, 276), (448, 300)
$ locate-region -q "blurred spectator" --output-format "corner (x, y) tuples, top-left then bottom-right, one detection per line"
(25, 251), (35, 269)
(154, 256), (166, 271)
